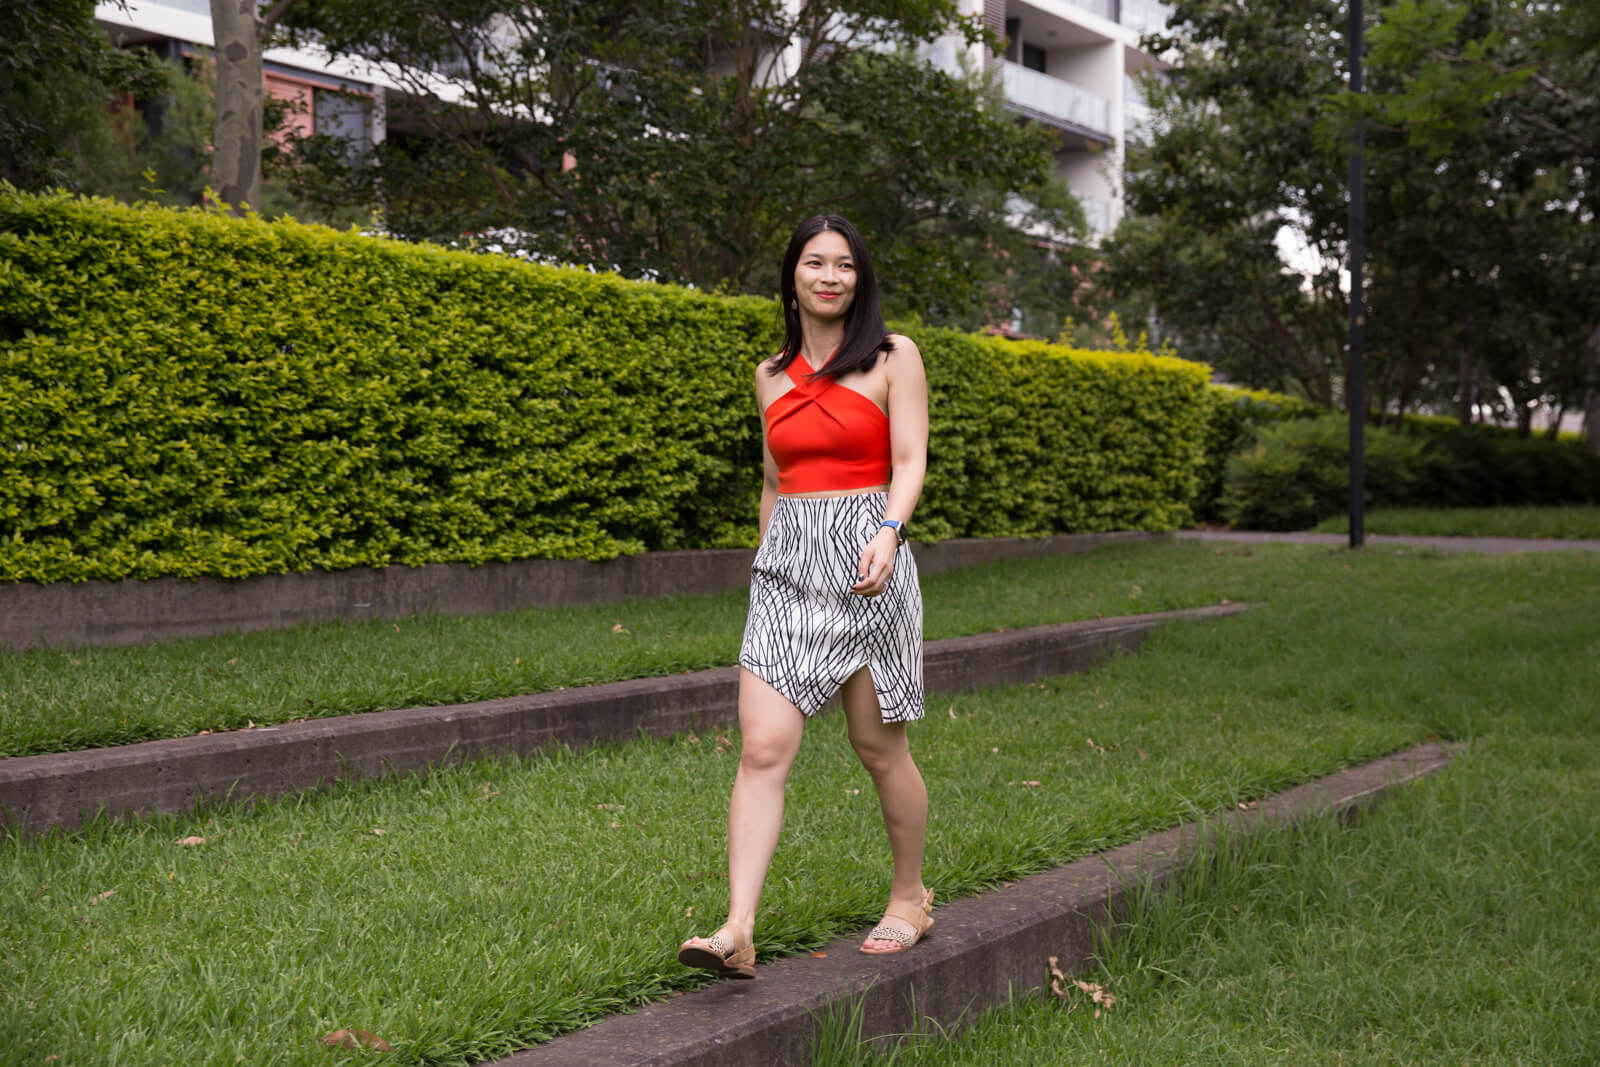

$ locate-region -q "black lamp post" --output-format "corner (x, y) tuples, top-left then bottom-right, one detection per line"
(1348, 0), (1366, 549)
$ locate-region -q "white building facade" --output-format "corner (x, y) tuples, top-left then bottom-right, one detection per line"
(937, 0), (1171, 240)
(93, 0), (398, 157)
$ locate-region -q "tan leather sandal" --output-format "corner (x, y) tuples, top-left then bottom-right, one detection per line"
(859, 888), (935, 955)
(677, 928), (756, 980)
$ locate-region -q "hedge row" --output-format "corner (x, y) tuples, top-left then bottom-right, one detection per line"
(1223, 416), (1600, 530)
(0, 190), (1212, 584)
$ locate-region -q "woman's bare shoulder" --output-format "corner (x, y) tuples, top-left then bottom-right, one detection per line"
(883, 334), (924, 371)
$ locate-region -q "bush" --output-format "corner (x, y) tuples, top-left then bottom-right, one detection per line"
(1222, 417), (1425, 531)
(1223, 415), (1600, 530)
(1416, 430), (1600, 508)
(1193, 386), (1321, 522)
(0, 189), (1212, 583)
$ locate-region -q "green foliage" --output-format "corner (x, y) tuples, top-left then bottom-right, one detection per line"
(1194, 385), (1321, 522)
(0, 0), (173, 191)
(1223, 417), (1425, 531)
(0, 189), (1209, 584)
(278, 0), (1083, 330)
(1223, 414), (1600, 530)
(915, 332), (1211, 541)
(1114, 0), (1600, 436)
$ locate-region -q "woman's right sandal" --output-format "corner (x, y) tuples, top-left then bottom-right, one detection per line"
(859, 889), (935, 955)
(677, 928), (756, 980)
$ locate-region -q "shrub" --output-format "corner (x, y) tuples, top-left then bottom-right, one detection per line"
(1222, 415), (1600, 530)
(0, 189), (1212, 583)
(1193, 385), (1321, 522)
(1222, 416), (1425, 531)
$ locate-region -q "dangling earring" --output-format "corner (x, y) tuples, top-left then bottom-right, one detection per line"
(789, 297), (797, 310)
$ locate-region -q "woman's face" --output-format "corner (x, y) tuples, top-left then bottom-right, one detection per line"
(792, 230), (857, 322)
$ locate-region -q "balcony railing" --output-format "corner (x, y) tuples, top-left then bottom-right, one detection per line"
(1120, 0), (1174, 36)
(1064, 0), (1116, 21)
(1001, 61), (1110, 135)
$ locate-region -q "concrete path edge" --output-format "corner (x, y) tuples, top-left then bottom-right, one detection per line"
(0, 604), (1244, 836)
(504, 741), (1460, 1067)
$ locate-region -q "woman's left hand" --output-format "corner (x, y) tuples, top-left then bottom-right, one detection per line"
(851, 528), (899, 597)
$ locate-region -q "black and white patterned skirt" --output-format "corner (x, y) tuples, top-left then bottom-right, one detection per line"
(739, 492), (924, 723)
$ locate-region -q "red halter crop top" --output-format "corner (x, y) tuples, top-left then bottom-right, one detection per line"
(764, 352), (891, 493)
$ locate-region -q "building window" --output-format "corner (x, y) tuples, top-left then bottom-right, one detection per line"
(1022, 42), (1047, 73)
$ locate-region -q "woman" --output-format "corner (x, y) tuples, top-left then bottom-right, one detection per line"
(677, 214), (932, 980)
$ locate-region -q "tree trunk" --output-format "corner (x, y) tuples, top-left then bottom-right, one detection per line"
(1585, 325), (1600, 455)
(210, 0), (264, 216)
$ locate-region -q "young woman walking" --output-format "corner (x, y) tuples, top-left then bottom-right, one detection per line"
(677, 214), (932, 979)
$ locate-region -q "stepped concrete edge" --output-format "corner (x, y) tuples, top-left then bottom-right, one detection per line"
(505, 741), (1459, 1066)
(0, 603), (1242, 836)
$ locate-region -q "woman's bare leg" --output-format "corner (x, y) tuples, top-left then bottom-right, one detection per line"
(686, 668), (806, 951)
(841, 666), (928, 950)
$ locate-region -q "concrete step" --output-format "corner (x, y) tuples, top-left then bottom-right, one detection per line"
(0, 605), (1243, 836)
(503, 742), (1458, 1066)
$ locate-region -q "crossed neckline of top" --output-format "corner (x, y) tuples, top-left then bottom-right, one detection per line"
(763, 352), (889, 419)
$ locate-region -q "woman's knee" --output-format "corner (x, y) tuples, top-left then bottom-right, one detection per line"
(848, 725), (907, 775)
(739, 728), (801, 776)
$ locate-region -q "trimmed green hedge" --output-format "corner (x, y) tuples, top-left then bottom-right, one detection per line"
(1223, 415), (1600, 530)
(1, 190), (1211, 583)
(1194, 385), (1321, 522)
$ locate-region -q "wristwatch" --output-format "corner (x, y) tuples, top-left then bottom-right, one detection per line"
(879, 519), (907, 545)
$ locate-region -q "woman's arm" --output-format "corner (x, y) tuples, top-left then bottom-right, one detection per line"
(756, 363), (781, 541)
(852, 335), (928, 596)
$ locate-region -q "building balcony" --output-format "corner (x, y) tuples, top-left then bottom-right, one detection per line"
(1119, 0), (1174, 36)
(1001, 61), (1111, 139)
(1062, 0), (1116, 21)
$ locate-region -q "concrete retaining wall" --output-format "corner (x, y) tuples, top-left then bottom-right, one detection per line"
(506, 741), (1458, 1066)
(0, 532), (1159, 651)
(0, 604), (1239, 836)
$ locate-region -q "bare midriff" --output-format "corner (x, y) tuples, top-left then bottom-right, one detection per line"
(780, 483), (890, 499)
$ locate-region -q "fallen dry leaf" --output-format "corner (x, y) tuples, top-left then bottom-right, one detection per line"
(369, 827), (385, 837)
(90, 889), (115, 905)
(611, 623), (629, 633)
(177, 836), (205, 847)
(596, 803), (623, 811)
(948, 705), (957, 719)
(1007, 780), (1042, 787)
(845, 788), (860, 795)
(227, 657), (239, 665)
(609, 821), (622, 829)
(43, 1057), (58, 1064)
(1086, 737), (1106, 754)
(990, 746), (999, 754)
(393, 624), (400, 632)
(1135, 747), (1149, 760)
(321, 1029), (393, 1052)
(684, 906), (694, 919)
(811, 951), (828, 958)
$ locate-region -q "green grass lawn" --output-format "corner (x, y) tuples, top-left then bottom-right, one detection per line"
(841, 736), (1600, 1066)
(3, 543), (1596, 1065)
(1311, 504), (1600, 540)
(0, 535), (1435, 757)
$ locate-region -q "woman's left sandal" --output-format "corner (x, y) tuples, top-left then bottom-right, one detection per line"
(677, 929), (757, 980)
(859, 889), (935, 955)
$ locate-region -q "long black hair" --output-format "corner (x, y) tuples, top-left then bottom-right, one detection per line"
(771, 214), (893, 380)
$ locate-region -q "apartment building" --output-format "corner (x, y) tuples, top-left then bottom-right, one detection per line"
(934, 0), (1172, 240)
(95, 0), (1166, 242)
(93, 0), (394, 159)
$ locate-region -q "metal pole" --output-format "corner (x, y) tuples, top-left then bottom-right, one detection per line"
(1348, 0), (1366, 549)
